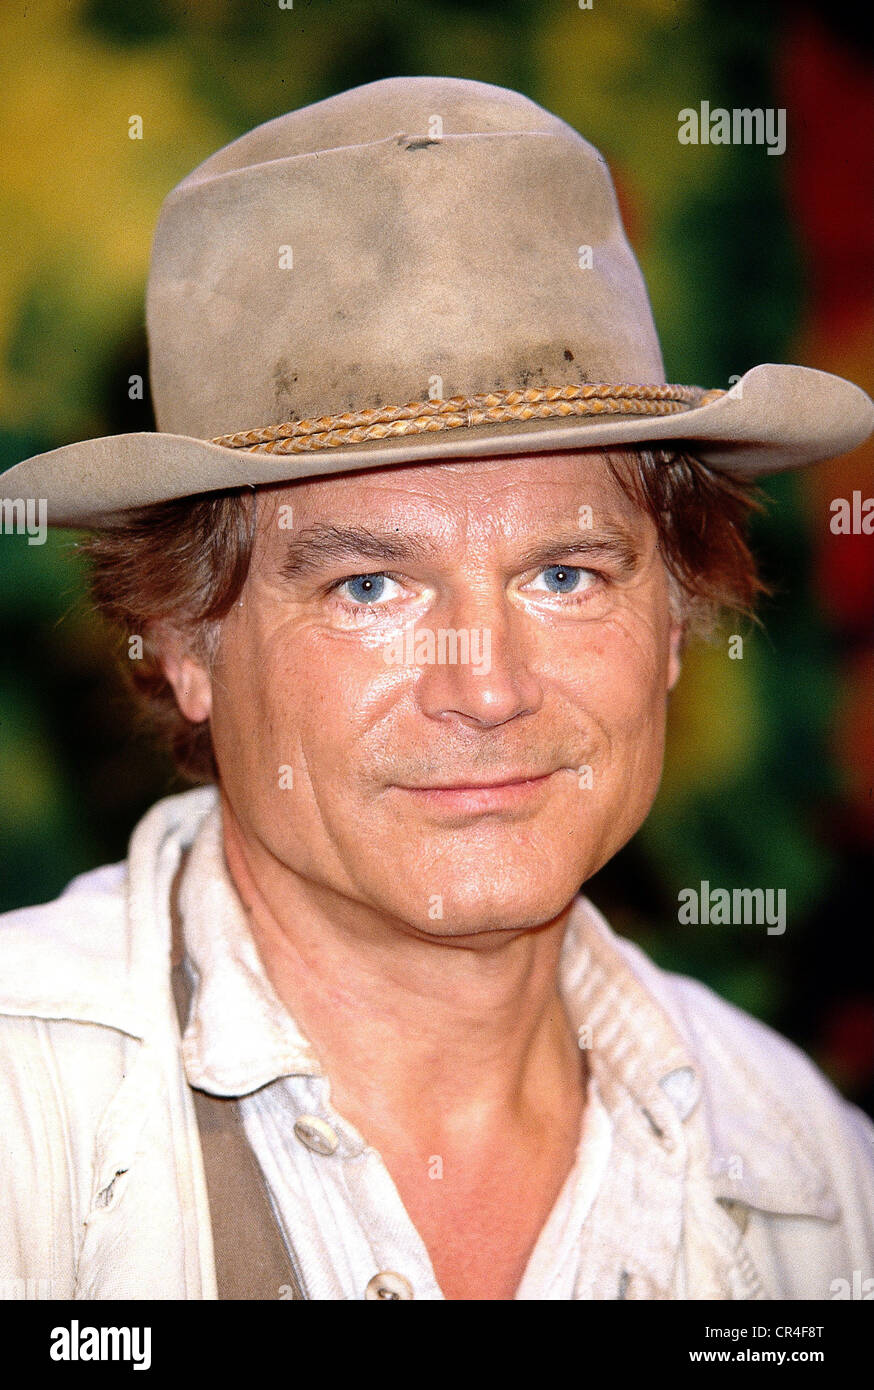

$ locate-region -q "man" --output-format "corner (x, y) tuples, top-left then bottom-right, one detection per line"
(1, 76), (872, 1301)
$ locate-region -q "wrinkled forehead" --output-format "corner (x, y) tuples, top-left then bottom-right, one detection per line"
(249, 449), (653, 558)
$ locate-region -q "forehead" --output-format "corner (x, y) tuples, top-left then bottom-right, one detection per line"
(254, 449), (647, 537)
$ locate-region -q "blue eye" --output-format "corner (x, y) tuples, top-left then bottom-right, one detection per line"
(526, 565), (599, 599)
(540, 565), (584, 593)
(341, 573), (389, 604)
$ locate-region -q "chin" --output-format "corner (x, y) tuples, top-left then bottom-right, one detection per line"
(382, 863), (586, 941)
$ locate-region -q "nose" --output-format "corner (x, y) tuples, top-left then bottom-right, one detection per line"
(412, 585), (543, 729)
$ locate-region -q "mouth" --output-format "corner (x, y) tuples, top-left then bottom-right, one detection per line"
(393, 770), (558, 814)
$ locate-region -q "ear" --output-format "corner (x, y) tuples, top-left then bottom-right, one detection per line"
(149, 622), (213, 724)
(667, 618), (684, 692)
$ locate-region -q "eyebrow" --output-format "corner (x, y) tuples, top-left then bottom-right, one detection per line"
(278, 525), (440, 580)
(514, 528), (642, 576)
(277, 522), (642, 581)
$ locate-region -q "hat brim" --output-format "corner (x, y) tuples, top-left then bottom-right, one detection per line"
(3, 363), (872, 528)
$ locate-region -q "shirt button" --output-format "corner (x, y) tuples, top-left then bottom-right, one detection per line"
(293, 1114), (339, 1155)
(365, 1271), (414, 1301)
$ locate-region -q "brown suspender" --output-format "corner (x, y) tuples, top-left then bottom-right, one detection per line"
(170, 867), (305, 1300)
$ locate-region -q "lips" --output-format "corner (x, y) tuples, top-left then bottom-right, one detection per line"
(392, 770), (560, 815)
(400, 771), (554, 791)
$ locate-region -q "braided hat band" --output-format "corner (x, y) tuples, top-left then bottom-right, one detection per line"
(209, 382), (728, 457)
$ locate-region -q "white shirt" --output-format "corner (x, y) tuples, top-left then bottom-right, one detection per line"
(1, 786), (866, 1300)
(178, 802), (613, 1300)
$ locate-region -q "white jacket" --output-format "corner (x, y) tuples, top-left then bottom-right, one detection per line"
(1, 786), (872, 1300)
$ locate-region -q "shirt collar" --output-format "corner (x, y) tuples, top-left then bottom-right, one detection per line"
(177, 793), (838, 1222)
(177, 800), (321, 1092)
(571, 900), (840, 1222)
(178, 797), (674, 1100)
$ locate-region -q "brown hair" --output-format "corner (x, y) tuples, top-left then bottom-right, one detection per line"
(79, 448), (768, 784)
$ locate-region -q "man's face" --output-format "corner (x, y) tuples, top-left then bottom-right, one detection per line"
(170, 450), (683, 938)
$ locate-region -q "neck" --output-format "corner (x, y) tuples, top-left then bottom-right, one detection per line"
(219, 791), (586, 1153)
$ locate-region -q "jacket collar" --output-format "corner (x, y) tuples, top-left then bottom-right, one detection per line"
(579, 904), (840, 1222)
(0, 786), (217, 1041)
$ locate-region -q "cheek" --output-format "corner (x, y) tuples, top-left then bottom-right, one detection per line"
(212, 622), (405, 785)
(559, 609), (671, 734)
(207, 621), (299, 784)
(550, 616), (671, 871)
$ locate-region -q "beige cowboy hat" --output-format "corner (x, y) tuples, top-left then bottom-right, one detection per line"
(4, 76), (872, 527)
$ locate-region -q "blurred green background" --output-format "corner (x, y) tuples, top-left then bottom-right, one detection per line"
(1, 0), (872, 1114)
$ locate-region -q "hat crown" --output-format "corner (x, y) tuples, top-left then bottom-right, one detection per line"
(178, 76), (580, 180)
(146, 76), (666, 440)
